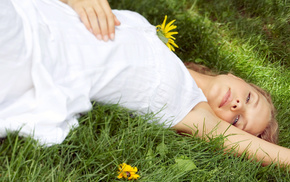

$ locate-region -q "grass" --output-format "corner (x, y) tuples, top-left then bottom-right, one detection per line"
(0, 0), (289, 181)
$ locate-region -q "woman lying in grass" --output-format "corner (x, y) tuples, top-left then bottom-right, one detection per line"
(1, 0), (289, 169)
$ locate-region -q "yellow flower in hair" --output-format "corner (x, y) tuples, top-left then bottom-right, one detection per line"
(117, 163), (140, 180)
(156, 15), (179, 51)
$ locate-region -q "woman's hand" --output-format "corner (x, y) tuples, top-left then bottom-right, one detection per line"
(60, 0), (121, 41)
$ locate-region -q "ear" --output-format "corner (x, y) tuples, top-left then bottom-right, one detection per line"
(227, 73), (244, 81)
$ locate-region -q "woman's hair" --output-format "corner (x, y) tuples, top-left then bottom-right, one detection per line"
(184, 62), (279, 144)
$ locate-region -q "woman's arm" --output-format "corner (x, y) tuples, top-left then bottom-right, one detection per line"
(173, 102), (290, 168)
(60, 0), (120, 41)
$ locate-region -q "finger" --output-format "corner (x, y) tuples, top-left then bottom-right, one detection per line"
(86, 7), (103, 40)
(114, 15), (121, 26)
(95, 11), (109, 41)
(106, 12), (115, 40)
(75, 7), (92, 33)
(93, 6), (109, 41)
(99, 0), (116, 40)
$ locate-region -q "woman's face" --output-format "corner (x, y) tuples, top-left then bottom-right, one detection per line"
(206, 74), (271, 136)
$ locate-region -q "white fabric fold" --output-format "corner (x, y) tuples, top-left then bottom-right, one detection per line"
(0, 0), (207, 146)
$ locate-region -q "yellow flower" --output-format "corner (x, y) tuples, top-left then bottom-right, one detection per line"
(117, 163), (140, 180)
(156, 15), (179, 51)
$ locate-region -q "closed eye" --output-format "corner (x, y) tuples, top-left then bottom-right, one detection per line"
(232, 115), (240, 126)
(246, 92), (251, 103)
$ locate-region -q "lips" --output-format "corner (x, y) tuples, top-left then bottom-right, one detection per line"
(219, 89), (231, 108)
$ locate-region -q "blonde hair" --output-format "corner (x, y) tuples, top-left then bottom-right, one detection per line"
(184, 62), (279, 144)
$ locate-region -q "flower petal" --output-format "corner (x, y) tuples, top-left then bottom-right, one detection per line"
(168, 39), (179, 47)
(165, 32), (178, 37)
(165, 32), (178, 39)
(117, 173), (124, 179)
(165, 25), (177, 33)
(164, 19), (176, 33)
(131, 167), (138, 172)
(128, 173), (140, 180)
(166, 43), (174, 51)
(161, 15), (167, 30)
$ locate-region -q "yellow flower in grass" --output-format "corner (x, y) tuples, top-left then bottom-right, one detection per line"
(156, 15), (179, 51)
(117, 163), (140, 180)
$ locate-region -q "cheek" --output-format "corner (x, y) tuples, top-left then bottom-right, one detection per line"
(207, 85), (220, 104)
(212, 109), (233, 124)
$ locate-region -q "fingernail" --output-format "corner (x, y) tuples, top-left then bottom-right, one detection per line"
(96, 34), (102, 40)
(110, 33), (115, 40)
(103, 35), (109, 42)
(89, 28), (93, 33)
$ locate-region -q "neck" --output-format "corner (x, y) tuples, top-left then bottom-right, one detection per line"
(187, 69), (214, 99)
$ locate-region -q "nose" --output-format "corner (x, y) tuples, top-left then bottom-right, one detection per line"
(231, 99), (243, 111)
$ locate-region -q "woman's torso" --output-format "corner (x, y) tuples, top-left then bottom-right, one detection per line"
(0, 0), (207, 145)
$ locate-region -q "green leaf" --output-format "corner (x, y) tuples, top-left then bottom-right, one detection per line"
(156, 142), (168, 157)
(195, 58), (205, 64)
(174, 156), (197, 171)
(145, 148), (154, 165)
(157, 31), (169, 44)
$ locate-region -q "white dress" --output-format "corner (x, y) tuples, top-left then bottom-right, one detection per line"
(0, 0), (207, 146)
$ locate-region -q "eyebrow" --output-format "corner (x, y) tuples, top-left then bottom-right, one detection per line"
(255, 92), (260, 108)
(243, 92), (263, 134)
(243, 92), (259, 132)
(243, 93), (259, 131)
